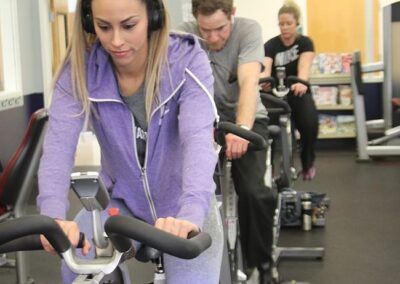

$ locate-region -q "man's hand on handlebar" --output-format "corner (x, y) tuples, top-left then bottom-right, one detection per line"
(155, 217), (199, 239)
(225, 133), (250, 160)
(40, 219), (91, 256)
(290, 82), (308, 97)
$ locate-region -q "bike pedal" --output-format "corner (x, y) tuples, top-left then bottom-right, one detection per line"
(291, 167), (298, 180)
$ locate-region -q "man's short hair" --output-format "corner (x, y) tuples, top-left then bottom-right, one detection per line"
(192, 0), (233, 18)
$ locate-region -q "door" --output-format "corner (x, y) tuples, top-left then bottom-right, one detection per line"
(50, 0), (75, 73)
(307, 0), (380, 62)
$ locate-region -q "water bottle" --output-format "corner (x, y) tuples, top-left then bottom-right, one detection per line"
(301, 192), (313, 231)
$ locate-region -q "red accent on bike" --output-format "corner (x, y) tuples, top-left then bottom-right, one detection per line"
(108, 207), (120, 216)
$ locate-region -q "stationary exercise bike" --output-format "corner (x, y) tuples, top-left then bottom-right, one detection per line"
(260, 70), (325, 284)
(260, 67), (298, 190)
(351, 50), (400, 161)
(214, 121), (267, 284)
(0, 171), (212, 284)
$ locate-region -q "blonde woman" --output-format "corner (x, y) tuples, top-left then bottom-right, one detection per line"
(37, 0), (223, 283)
(262, 1), (319, 180)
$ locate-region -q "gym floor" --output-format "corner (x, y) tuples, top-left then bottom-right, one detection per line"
(1, 149), (400, 284)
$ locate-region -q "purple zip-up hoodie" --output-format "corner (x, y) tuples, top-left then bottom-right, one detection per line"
(37, 33), (218, 229)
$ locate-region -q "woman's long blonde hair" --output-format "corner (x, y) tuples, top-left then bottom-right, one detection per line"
(52, 0), (170, 120)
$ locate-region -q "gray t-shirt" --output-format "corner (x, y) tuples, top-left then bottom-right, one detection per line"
(178, 17), (268, 122)
(121, 85), (147, 166)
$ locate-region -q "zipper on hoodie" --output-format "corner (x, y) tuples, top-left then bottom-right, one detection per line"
(138, 81), (188, 219)
(158, 105), (165, 126)
(130, 114), (158, 222)
(137, 90), (182, 221)
(96, 82), (183, 223)
(90, 97), (160, 222)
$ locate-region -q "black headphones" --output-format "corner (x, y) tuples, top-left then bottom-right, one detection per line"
(81, 0), (165, 34)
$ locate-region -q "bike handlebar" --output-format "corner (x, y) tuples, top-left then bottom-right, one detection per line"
(0, 214), (211, 261)
(0, 215), (71, 253)
(258, 75), (310, 114)
(259, 92), (292, 115)
(0, 215), (85, 253)
(215, 121), (267, 151)
(105, 215), (212, 260)
(286, 75), (310, 89)
(259, 76), (276, 87)
(259, 76), (310, 89)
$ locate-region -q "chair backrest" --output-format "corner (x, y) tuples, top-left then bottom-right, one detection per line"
(0, 108), (48, 216)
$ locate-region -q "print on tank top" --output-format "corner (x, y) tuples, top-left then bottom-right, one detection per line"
(275, 45), (299, 66)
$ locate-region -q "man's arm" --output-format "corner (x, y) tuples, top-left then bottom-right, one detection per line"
(224, 61), (261, 160)
(236, 61), (262, 129)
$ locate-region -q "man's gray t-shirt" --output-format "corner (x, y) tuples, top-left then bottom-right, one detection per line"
(178, 17), (268, 122)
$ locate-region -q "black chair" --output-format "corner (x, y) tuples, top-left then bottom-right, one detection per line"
(0, 108), (48, 284)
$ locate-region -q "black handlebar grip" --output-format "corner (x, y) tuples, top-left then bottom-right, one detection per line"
(135, 230), (202, 263)
(0, 215), (71, 253)
(0, 235), (43, 253)
(259, 76), (276, 87)
(215, 121), (267, 151)
(0, 232), (85, 253)
(286, 76), (310, 89)
(105, 215), (212, 259)
(260, 92), (292, 114)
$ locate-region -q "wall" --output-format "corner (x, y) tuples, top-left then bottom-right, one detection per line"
(17, 0), (44, 94)
(0, 0), (44, 166)
(167, 0), (381, 62)
(51, 0), (76, 74)
(0, 32), (3, 91)
(307, 0), (381, 62)
(166, 0), (308, 41)
(166, 0), (194, 28)
(234, 0), (307, 42)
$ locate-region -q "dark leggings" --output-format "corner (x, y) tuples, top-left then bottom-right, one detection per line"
(269, 91), (319, 171)
(231, 118), (277, 269)
(287, 91), (319, 171)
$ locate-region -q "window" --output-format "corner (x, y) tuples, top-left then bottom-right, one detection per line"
(0, 0), (22, 111)
(0, 0), (21, 94)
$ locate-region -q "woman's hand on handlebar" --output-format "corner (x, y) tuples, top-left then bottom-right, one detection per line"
(40, 219), (91, 256)
(291, 82), (308, 97)
(225, 133), (250, 160)
(155, 217), (199, 239)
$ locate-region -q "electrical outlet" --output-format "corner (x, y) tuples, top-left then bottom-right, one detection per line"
(0, 94), (23, 112)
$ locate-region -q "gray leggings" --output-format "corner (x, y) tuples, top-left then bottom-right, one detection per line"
(61, 196), (224, 284)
